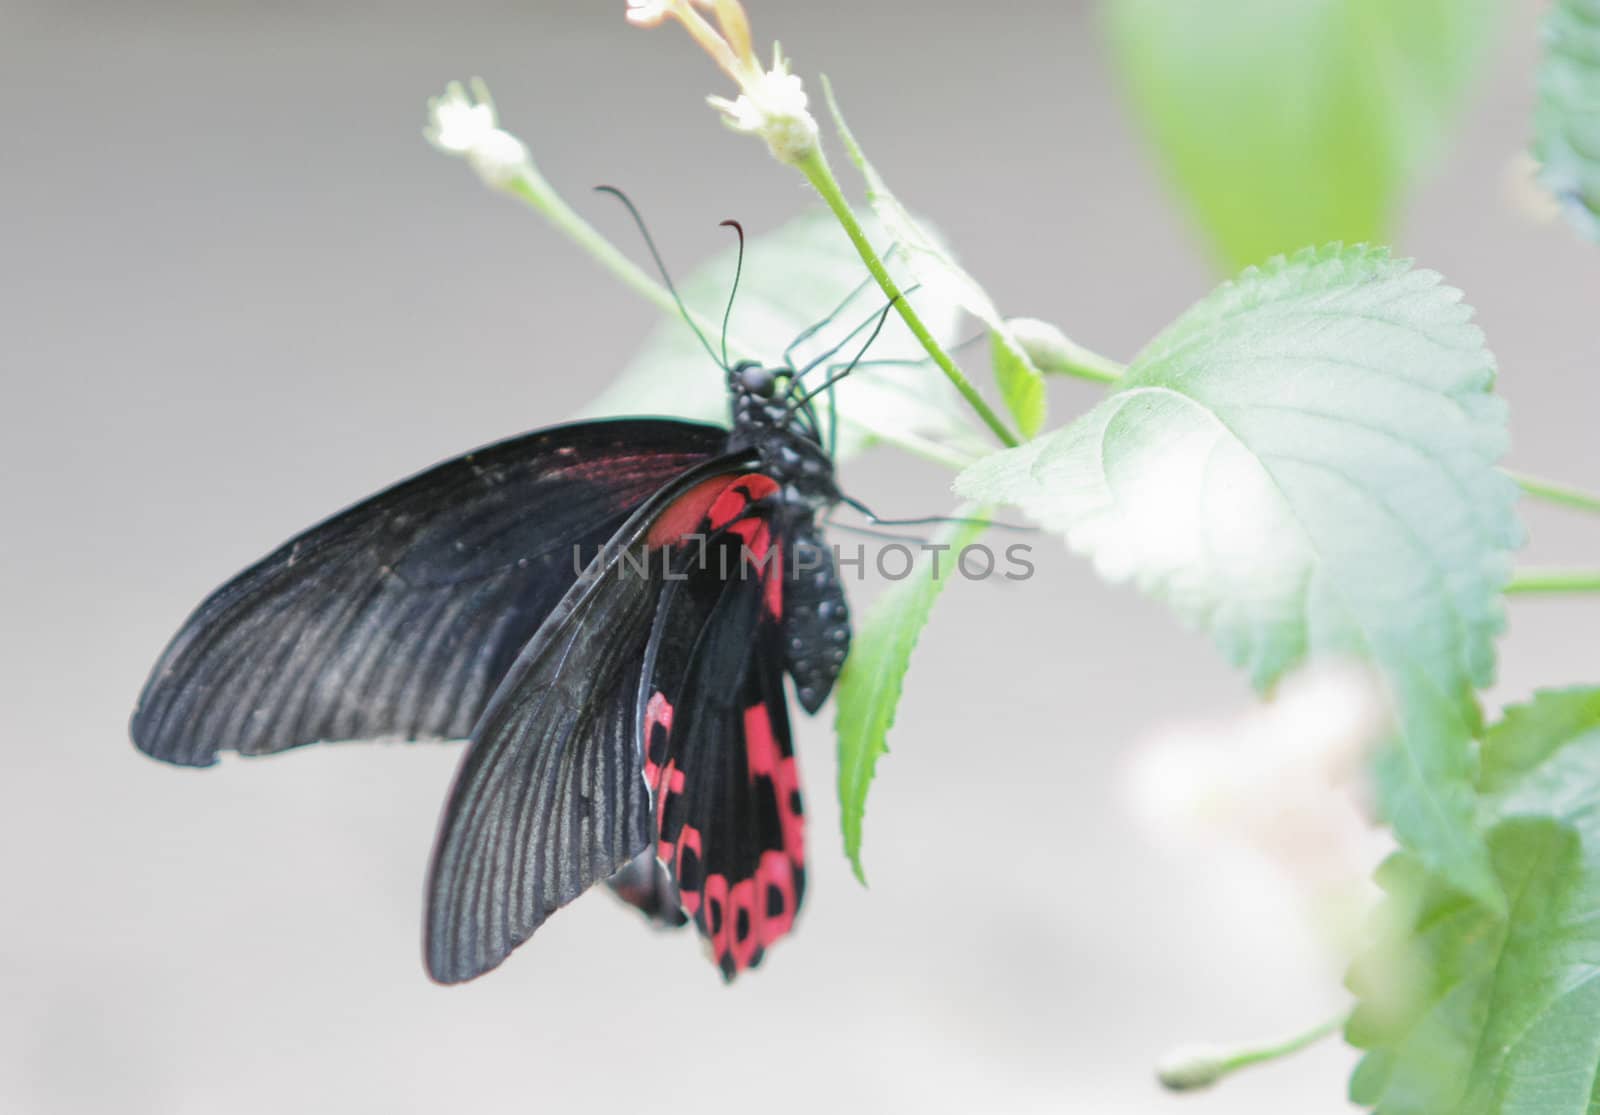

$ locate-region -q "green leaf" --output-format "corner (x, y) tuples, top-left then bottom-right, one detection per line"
(1534, 0), (1600, 240)
(989, 331), (1048, 439)
(956, 245), (1520, 905)
(823, 81), (1047, 437)
(583, 209), (987, 466)
(1106, 0), (1499, 269)
(834, 512), (990, 883)
(1349, 688), (1600, 1114)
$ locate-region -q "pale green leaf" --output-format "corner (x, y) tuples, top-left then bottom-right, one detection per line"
(956, 245), (1520, 905)
(835, 512), (990, 883)
(989, 331), (1048, 438)
(1349, 689), (1600, 1114)
(583, 209), (987, 466)
(1534, 0), (1600, 240)
(1106, 0), (1499, 269)
(823, 80), (1047, 437)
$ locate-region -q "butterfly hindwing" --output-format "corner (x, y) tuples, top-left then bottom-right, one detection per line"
(422, 456), (768, 983)
(641, 478), (807, 980)
(132, 419), (725, 766)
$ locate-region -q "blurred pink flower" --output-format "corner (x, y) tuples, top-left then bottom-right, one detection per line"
(1125, 661), (1395, 954)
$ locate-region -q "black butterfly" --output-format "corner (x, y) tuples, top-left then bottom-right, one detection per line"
(131, 215), (886, 983)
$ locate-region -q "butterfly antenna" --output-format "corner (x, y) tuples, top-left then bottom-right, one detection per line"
(789, 296), (900, 414)
(822, 515), (930, 545)
(823, 331), (991, 371)
(837, 493), (1035, 532)
(717, 219), (745, 370)
(781, 243), (901, 370)
(794, 282), (922, 381)
(595, 185), (724, 370)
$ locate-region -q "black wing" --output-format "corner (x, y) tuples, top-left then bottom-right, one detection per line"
(423, 456), (765, 983)
(604, 849), (688, 928)
(641, 478), (807, 980)
(132, 419), (726, 767)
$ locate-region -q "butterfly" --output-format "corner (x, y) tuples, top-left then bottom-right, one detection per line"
(129, 211), (895, 984)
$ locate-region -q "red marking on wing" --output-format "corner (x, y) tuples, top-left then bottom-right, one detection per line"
(764, 545), (783, 618)
(645, 476), (740, 549)
(646, 473), (781, 550)
(706, 476), (780, 532)
(744, 699), (804, 884)
(642, 691), (673, 787)
(744, 703), (781, 778)
(653, 757), (685, 831)
(726, 878), (761, 972)
(755, 850), (798, 946)
(725, 516), (764, 549)
(679, 703), (806, 978)
(773, 753), (804, 860)
(645, 691), (674, 733)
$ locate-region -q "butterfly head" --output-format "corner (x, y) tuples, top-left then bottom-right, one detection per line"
(725, 361), (838, 504)
(731, 361), (778, 400)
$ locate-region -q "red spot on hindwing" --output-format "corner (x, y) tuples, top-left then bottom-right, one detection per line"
(653, 757), (685, 832)
(755, 850), (798, 946)
(667, 703), (808, 980)
(772, 754), (804, 862)
(726, 879), (760, 972)
(642, 691), (673, 787)
(764, 544), (783, 618)
(743, 703), (781, 778)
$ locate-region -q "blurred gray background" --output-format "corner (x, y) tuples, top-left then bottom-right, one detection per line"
(3, 1), (1597, 1112)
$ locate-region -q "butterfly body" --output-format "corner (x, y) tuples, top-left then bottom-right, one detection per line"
(133, 358), (850, 984)
(722, 361), (851, 714)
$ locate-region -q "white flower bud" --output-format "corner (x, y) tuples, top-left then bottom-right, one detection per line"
(1155, 1044), (1229, 1091)
(424, 79), (533, 192)
(630, 3), (820, 165)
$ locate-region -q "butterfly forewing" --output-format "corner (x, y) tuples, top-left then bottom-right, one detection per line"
(132, 420), (725, 766)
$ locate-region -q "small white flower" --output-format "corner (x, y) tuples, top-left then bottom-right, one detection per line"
(705, 50), (819, 163)
(629, 1), (819, 165)
(625, 0), (711, 27)
(424, 78), (533, 191)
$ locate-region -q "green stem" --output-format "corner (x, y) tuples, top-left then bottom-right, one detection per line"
(791, 144), (1021, 449)
(1157, 1014), (1346, 1092)
(1507, 470), (1600, 516)
(1506, 569), (1600, 595)
(1045, 343), (1125, 385)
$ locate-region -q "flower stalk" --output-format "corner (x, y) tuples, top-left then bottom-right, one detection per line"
(424, 79), (726, 341)
(1506, 469), (1600, 516)
(1505, 568), (1600, 594)
(1157, 1014), (1348, 1092)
